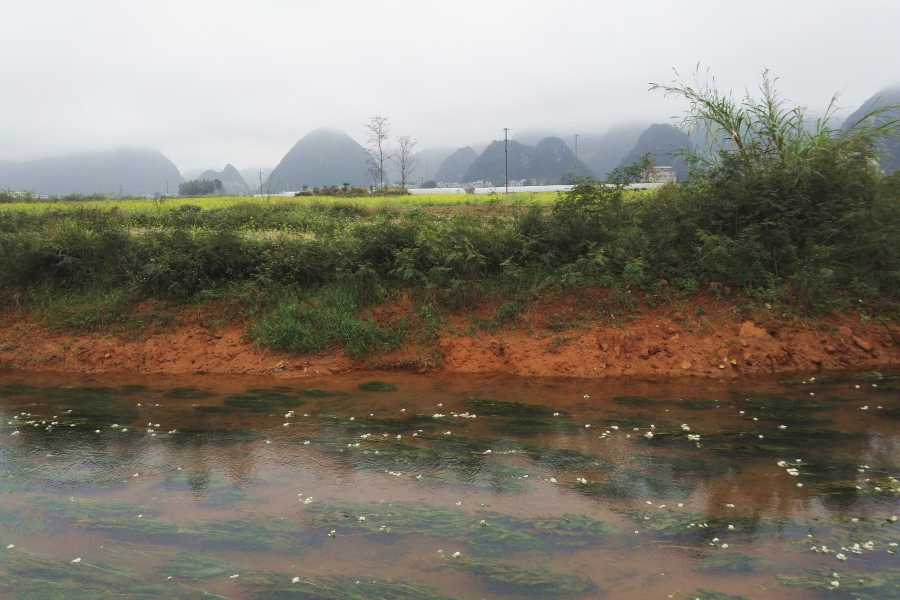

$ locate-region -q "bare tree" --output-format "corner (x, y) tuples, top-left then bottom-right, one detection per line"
(364, 116), (391, 189)
(391, 134), (421, 188)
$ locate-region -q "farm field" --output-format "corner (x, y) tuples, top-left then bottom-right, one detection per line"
(0, 191), (562, 214)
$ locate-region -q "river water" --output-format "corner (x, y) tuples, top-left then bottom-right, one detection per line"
(0, 370), (898, 599)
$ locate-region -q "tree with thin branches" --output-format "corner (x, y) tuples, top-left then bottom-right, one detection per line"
(391, 134), (421, 188)
(365, 116), (391, 189)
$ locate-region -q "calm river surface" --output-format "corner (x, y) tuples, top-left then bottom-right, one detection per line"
(1, 370), (899, 599)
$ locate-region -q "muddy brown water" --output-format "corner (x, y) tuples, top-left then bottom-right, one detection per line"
(1, 369), (898, 599)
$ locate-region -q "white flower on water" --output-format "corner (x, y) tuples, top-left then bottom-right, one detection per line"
(230, 574), (239, 579)
(645, 431), (654, 439)
(304, 497), (314, 504)
(779, 425), (787, 429)
(433, 414), (444, 418)
(292, 577), (300, 583)
(611, 425), (618, 430)
(728, 525), (734, 530)
(861, 406), (869, 410)
(721, 543), (729, 548)
(583, 394), (590, 399)
(451, 551), (462, 557)
(553, 412), (560, 416)
(681, 424), (690, 431)
(359, 516), (366, 521)
(549, 477), (557, 483)
(830, 581), (839, 587)
(72, 558), (81, 563)
(836, 553), (847, 561)
(6, 544), (14, 549)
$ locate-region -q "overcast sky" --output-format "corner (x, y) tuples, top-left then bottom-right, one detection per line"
(2, 0), (899, 172)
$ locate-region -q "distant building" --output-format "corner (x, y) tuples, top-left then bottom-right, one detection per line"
(648, 166), (677, 183)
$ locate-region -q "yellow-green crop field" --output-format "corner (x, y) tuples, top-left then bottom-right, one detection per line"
(0, 192), (564, 214)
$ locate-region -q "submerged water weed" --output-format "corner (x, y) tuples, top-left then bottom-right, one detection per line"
(165, 387), (218, 399)
(196, 389), (305, 412)
(153, 550), (235, 580)
(245, 572), (458, 600)
(463, 397), (567, 418)
(520, 443), (614, 472)
(677, 398), (722, 410)
(613, 395), (666, 407)
(443, 556), (597, 595)
(574, 469), (696, 499)
(695, 552), (779, 573)
(24, 495), (314, 553)
(672, 590), (750, 600)
(777, 567), (900, 600)
(299, 434), (530, 492)
(619, 506), (804, 543)
(321, 413), (460, 432)
(811, 476), (900, 507)
(358, 381), (396, 392)
(299, 389), (349, 397)
(172, 427), (261, 444)
(0, 383), (38, 397)
(305, 500), (618, 555)
(731, 394), (834, 424)
(0, 549), (206, 599)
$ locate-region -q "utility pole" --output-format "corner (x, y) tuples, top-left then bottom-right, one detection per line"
(503, 128), (509, 194)
(259, 169), (264, 197)
(574, 134), (579, 182)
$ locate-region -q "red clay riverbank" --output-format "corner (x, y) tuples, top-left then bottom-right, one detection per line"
(2, 296), (899, 379)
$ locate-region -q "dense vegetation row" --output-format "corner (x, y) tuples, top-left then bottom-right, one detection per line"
(1, 76), (899, 356)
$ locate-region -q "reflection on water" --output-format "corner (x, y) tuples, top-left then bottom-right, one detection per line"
(1, 370), (899, 599)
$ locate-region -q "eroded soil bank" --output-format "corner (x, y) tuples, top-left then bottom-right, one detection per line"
(2, 296), (900, 379)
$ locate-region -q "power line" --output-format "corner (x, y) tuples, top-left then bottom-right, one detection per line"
(503, 128), (509, 194)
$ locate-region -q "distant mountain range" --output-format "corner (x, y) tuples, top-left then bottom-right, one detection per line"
(0, 148), (182, 196)
(196, 164), (249, 195)
(265, 128), (371, 192)
(5, 87), (899, 197)
(462, 137), (593, 185)
(842, 86), (900, 173)
(434, 147), (477, 183)
(616, 124), (692, 180)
